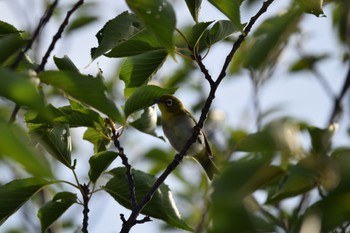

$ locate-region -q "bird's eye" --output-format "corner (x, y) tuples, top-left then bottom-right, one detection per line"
(166, 99), (173, 106)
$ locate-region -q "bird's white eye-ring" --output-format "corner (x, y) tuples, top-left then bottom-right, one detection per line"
(166, 99), (173, 106)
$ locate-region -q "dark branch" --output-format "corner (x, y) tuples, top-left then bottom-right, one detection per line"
(81, 183), (90, 233)
(35, 0), (84, 73)
(118, 1), (275, 233)
(328, 58), (350, 125)
(108, 119), (137, 209)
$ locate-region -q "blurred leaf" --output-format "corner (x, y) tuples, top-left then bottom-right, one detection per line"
(185, 0), (202, 22)
(89, 151), (119, 183)
(126, 0), (176, 53)
(83, 126), (111, 153)
(0, 33), (26, 66)
(0, 178), (52, 225)
(0, 118), (52, 177)
(104, 167), (193, 231)
(0, 68), (44, 111)
(67, 15), (98, 32)
(53, 55), (79, 72)
(129, 106), (163, 139)
(106, 29), (162, 57)
(37, 192), (77, 233)
(208, 0), (243, 31)
(30, 124), (72, 168)
(307, 125), (334, 156)
(124, 85), (177, 117)
(267, 157), (321, 203)
(38, 71), (123, 123)
(0, 20), (21, 35)
(295, 0), (324, 16)
(289, 54), (328, 72)
(242, 9), (301, 70)
(91, 11), (143, 60)
(119, 50), (168, 91)
(210, 155), (276, 233)
(143, 148), (175, 175)
(237, 119), (301, 153)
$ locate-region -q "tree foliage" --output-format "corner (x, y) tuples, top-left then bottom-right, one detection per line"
(0, 0), (350, 233)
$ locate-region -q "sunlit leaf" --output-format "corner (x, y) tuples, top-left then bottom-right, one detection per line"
(184, 0), (202, 22)
(38, 192), (77, 233)
(124, 85), (177, 117)
(83, 127), (111, 153)
(0, 178), (52, 225)
(119, 50), (168, 92)
(104, 167), (192, 231)
(126, 0), (176, 53)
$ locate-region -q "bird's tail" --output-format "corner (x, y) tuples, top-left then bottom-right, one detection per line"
(195, 150), (220, 180)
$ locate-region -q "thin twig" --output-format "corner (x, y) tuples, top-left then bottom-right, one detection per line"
(119, 1), (275, 232)
(35, 0), (84, 73)
(10, 0), (59, 69)
(327, 58), (350, 125)
(8, 0), (59, 123)
(107, 119), (137, 209)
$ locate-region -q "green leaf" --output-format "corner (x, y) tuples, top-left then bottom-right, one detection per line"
(124, 85), (177, 118)
(89, 151), (119, 183)
(31, 124), (72, 168)
(67, 16), (98, 32)
(26, 103), (105, 128)
(0, 118), (52, 177)
(83, 127), (111, 153)
(208, 0), (243, 31)
(106, 29), (162, 57)
(184, 0), (202, 22)
(91, 11), (144, 60)
(38, 71), (123, 123)
(188, 21), (213, 48)
(130, 106), (163, 139)
(53, 55), (79, 72)
(0, 33), (26, 66)
(295, 0), (324, 16)
(0, 68), (44, 111)
(119, 50), (168, 92)
(206, 20), (240, 45)
(38, 192), (77, 233)
(0, 178), (51, 225)
(104, 167), (192, 231)
(126, 0), (176, 53)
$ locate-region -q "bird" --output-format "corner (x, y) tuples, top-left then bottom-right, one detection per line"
(156, 94), (219, 180)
